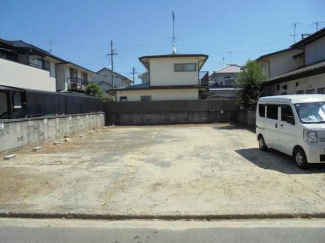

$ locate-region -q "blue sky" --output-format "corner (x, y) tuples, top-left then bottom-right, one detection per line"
(1, 0), (324, 83)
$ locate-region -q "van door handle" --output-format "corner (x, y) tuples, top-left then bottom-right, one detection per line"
(275, 123), (277, 128)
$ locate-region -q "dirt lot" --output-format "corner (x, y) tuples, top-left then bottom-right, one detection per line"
(1, 124), (325, 218)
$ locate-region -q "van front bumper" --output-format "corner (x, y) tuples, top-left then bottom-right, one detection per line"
(304, 143), (325, 163)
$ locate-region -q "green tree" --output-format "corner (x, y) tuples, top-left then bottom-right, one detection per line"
(236, 60), (267, 109)
(85, 83), (105, 99)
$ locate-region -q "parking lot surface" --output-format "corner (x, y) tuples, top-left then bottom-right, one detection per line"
(1, 124), (325, 218)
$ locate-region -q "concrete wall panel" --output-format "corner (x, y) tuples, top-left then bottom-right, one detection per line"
(0, 112), (104, 153)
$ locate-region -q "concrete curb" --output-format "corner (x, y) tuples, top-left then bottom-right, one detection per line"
(1, 212), (325, 220)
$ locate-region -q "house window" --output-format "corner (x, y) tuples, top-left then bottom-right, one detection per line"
(266, 105), (278, 120)
(174, 63), (196, 72)
(120, 96), (128, 102)
(276, 84), (280, 91)
(81, 72), (88, 82)
(296, 82), (299, 87)
(317, 88), (325, 94)
(43, 60), (51, 75)
(306, 89), (315, 94)
(140, 96), (151, 101)
(296, 90), (304, 94)
(70, 68), (78, 82)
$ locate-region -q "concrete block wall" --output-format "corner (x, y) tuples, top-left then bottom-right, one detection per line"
(0, 112), (105, 153)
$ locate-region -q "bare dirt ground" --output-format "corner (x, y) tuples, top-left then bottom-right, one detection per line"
(1, 124), (325, 218)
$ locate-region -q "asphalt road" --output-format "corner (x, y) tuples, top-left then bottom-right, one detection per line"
(1, 218), (325, 243)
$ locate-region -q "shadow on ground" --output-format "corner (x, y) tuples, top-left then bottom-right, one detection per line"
(214, 125), (256, 133)
(236, 148), (325, 174)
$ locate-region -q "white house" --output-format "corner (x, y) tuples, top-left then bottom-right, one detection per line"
(257, 27), (325, 95)
(209, 64), (242, 85)
(206, 64), (242, 99)
(90, 67), (133, 93)
(138, 71), (150, 84)
(112, 54), (209, 102)
(0, 38), (97, 93)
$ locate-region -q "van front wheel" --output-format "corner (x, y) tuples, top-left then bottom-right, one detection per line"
(258, 135), (268, 151)
(294, 147), (309, 169)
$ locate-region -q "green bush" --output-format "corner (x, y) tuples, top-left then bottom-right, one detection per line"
(236, 60), (267, 109)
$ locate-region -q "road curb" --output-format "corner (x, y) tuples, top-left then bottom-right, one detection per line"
(1, 212), (325, 220)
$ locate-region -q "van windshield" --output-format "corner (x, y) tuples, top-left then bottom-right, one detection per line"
(294, 102), (325, 124)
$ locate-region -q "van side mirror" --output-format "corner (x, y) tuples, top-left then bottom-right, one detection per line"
(286, 116), (295, 125)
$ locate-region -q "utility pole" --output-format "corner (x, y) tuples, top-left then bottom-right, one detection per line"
(172, 11), (176, 54)
(108, 40), (118, 89)
(130, 67), (138, 84)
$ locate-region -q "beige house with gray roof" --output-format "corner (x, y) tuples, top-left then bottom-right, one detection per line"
(258, 27), (325, 96)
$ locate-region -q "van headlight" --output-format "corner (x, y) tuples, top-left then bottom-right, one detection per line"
(303, 129), (318, 143)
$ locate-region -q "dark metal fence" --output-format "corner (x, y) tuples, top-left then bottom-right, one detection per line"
(0, 85), (103, 119)
(25, 90), (103, 116)
(104, 99), (236, 113)
(103, 99), (237, 125)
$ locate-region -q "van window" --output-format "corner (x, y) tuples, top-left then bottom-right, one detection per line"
(281, 105), (294, 122)
(259, 104), (265, 117)
(266, 105), (278, 120)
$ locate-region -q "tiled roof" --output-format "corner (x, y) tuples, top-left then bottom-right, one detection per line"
(267, 60), (325, 84)
(214, 64), (242, 74)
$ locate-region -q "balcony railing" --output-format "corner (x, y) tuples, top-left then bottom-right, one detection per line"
(0, 55), (49, 71)
(67, 77), (88, 92)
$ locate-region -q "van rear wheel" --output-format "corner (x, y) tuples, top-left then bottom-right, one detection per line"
(294, 147), (309, 169)
(258, 135), (268, 151)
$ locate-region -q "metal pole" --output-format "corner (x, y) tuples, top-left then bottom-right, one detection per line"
(111, 40), (114, 89)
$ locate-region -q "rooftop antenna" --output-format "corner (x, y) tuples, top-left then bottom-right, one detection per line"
(172, 11), (176, 54)
(48, 41), (58, 54)
(310, 21), (325, 32)
(289, 23), (303, 43)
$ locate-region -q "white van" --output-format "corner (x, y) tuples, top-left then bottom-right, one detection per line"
(256, 95), (325, 169)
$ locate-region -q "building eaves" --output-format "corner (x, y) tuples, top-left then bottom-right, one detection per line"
(255, 48), (299, 61)
(265, 60), (325, 85)
(4, 39), (96, 74)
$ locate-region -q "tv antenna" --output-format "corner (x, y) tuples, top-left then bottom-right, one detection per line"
(310, 21), (325, 32)
(48, 41), (58, 54)
(172, 11), (176, 54)
(289, 23), (303, 43)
